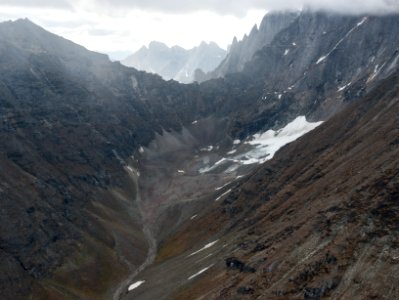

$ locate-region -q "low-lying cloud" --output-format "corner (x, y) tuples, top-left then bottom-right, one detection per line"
(96, 0), (399, 16)
(1, 0), (399, 16)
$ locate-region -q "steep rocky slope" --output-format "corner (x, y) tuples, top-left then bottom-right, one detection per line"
(125, 71), (399, 300)
(0, 11), (399, 300)
(197, 11), (299, 81)
(121, 41), (226, 83)
(0, 18), (256, 299)
(199, 12), (399, 139)
(0, 19), (209, 300)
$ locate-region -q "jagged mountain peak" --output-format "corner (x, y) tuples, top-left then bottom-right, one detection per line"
(148, 41), (169, 50)
(122, 40), (226, 83)
(197, 10), (299, 82)
(231, 36), (238, 46)
(198, 41), (221, 49)
(249, 24), (258, 35)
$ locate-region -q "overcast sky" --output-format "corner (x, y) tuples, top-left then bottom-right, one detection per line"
(0, 0), (398, 60)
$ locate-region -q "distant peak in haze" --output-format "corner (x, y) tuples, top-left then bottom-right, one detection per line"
(144, 40), (223, 52)
(121, 41), (227, 83)
(148, 41), (169, 50)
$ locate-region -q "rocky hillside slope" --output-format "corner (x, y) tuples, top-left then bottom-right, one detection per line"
(121, 41), (226, 83)
(0, 10), (399, 300)
(126, 70), (399, 300)
(0, 18), (207, 300)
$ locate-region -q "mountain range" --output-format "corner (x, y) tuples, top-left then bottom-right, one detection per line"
(0, 10), (398, 300)
(121, 41), (226, 83)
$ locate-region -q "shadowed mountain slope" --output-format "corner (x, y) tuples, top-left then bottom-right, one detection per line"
(0, 19), (207, 300)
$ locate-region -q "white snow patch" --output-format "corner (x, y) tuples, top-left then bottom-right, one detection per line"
(292, 42), (297, 46)
(237, 116), (323, 165)
(198, 117), (322, 173)
(215, 182), (230, 191)
(227, 149), (237, 155)
(215, 189), (232, 201)
(199, 158), (228, 173)
(188, 264), (214, 280)
(139, 147), (144, 154)
(367, 63), (386, 83)
(233, 139), (241, 145)
(200, 145), (214, 152)
(316, 56), (327, 64)
(127, 166), (133, 172)
(317, 18), (367, 66)
(387, 54), (399, 73)
(192, 120), (198, 124)
(177, 170), (185, 174)
(187, 240), (219, 257)
(337, 82), (351, 92)
(284, 49), (289, 56)
(128, 281), (145, 292)
(278, 94), (282, 99)
(224, 164), (239, 173)
(198, 165), (213, 174)
(190, 214), (197, 220)
(214, 158), (227, 166)
(357, 17), (368, 27)
(196, 253), (213, 263)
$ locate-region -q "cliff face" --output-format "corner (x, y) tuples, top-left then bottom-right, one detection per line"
(199, 12), (399, 139)
(200, 11), (299, 80)
(0, 11), (399, 300)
